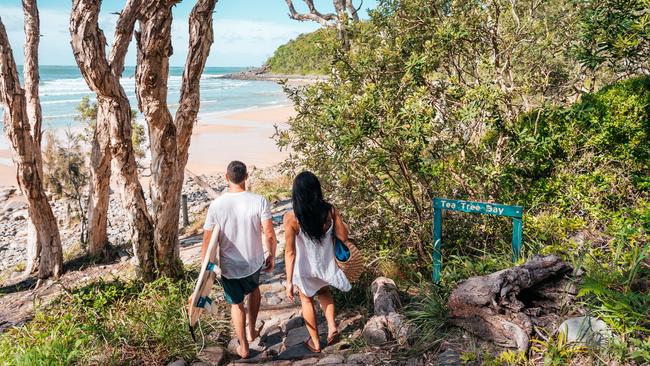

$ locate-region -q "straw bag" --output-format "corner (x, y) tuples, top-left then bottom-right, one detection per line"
(334, 238), (364, 282)
(332, 210), (364, 283)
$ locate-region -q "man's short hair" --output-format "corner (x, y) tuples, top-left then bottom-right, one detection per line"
(226, 161), (247, 184)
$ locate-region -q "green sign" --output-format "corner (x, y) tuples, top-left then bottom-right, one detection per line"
(432, 198), (523, 283)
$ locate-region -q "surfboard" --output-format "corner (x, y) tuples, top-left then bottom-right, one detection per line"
(188, 224), (222, 340)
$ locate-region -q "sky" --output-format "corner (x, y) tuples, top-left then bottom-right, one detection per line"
(0, 0), (378, 67)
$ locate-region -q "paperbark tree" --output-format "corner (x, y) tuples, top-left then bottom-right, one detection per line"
(70, 0), (156, 278)
(0, 0), (63, 279)
(135, 0), (217, 277)
(285, 0), (360, 50)
(81, 0), (140, 257)
(71, 0), (217, 279)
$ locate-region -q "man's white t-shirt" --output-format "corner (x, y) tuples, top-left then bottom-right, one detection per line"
(203, 191), (272, 279)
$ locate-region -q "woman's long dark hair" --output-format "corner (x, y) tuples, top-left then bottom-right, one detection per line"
(292, 171), (332, 241)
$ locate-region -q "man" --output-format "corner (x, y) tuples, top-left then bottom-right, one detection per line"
(201, 161), (278, 359)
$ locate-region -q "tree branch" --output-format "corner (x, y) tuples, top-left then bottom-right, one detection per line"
(345, 0), (360, 22)
(22, 0), (42, 147)
(69, 0), (120, 98)
(175, 0), (217, 166)
(285, 0), (337, 27)
(108, 0), (141, 78)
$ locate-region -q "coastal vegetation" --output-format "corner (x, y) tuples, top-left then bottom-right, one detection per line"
(266, 28), (336, 75)
(276, 0), (649, 363)
(0, 0), (648, 364)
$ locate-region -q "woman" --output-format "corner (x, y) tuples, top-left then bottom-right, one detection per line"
(284, 171), (351, 353)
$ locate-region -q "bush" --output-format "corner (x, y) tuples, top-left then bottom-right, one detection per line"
(0, 276), (228, 365)
(278, 0), (648, 277)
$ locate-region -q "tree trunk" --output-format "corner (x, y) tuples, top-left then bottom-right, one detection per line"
(86, 115), (111, 256)
(135, 0), (217, 278)
(447, 255), (574, 351)
(0, 13), (63, 279)
(70, 0), (156, 279)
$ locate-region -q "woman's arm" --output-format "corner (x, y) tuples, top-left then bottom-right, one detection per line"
(284, 211), (297, 302)
(332, 206), (349, 242)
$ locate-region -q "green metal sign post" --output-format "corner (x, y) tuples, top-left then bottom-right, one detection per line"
(432, 198), (523, 283)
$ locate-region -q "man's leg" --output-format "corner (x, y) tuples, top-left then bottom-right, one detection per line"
(231, 302), (249, 358)
(246, 286), (261, 342)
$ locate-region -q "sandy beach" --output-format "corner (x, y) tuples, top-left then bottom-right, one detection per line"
(0, 104), (295, 187)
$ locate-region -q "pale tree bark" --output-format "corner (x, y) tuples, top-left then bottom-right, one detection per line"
(0, 4), (63, 279)
(70, 0), (156, 279)
(22, 0), (44, 273)
(135, 0), (217, 277)
(83, 0), (140, 257)
(285, 0), (360, 50)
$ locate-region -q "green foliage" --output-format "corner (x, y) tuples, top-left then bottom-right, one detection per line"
(265, 28), (337, 75)
(75, 96), (147, 160)
(0, 276), (227, 365)
(576, 0), (650, 74)
(43, 129), (88, 202)
(278, 0), (623, 270)
(276, 0), (649, 362)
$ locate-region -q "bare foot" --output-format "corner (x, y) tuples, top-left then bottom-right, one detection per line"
(246, 327), (259, 343)
(246, 320), (263, 342)
(237, 344), (249, 359)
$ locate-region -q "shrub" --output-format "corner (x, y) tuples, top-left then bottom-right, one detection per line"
(0, 276), (227, 365)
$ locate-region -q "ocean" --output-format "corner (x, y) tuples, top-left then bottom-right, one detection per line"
(0, 65), (288, 130)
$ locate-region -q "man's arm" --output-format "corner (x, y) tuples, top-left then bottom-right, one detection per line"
(200, 229), (212, 263)
(262, 218), (277, 271)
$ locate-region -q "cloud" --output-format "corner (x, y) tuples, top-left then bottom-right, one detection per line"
(1, 5), (320, 67)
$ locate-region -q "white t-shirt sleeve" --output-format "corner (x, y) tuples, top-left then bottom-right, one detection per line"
(203, 202), (219, 230)
(260, 197), (272, 221)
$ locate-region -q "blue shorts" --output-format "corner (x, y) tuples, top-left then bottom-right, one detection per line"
(221, 267), (262, 305)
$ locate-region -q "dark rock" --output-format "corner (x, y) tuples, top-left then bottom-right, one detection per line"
(284, 324), (327, 348)
(436, 348), (461, 366)
(197, 345), (227, 366)
(277, 343), (315, 360)
(316, 354), (345, 365)
(347, 353), (378, 365)
(282, 315), (305, 333)
(261, 329), (284, 349)
(293, 357), (321, 366)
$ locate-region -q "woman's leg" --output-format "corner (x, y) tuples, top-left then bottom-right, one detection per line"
(316, 287), (338, 338)
(298, 290), (321, 351)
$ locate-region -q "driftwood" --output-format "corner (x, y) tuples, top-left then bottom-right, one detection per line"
(362, 277), (414, 346)
(447, 255), (574, 351)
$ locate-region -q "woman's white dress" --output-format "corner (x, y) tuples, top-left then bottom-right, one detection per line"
(293, 222), (352, 297)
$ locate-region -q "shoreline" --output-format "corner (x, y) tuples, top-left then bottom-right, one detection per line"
(0, 104), (296, 187)
(220, 66), (327, 84)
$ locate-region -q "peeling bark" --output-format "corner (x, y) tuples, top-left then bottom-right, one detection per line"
(85, 0), (141, 257)
(70, 0), (156, 278)
(447, 255), (574, 351)
(135, 0), (216, 277)
(0, 6), (63, 279)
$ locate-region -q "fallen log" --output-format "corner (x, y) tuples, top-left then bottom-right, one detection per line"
(362, 277), (414, 346)
(447, 255), (574, 351)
